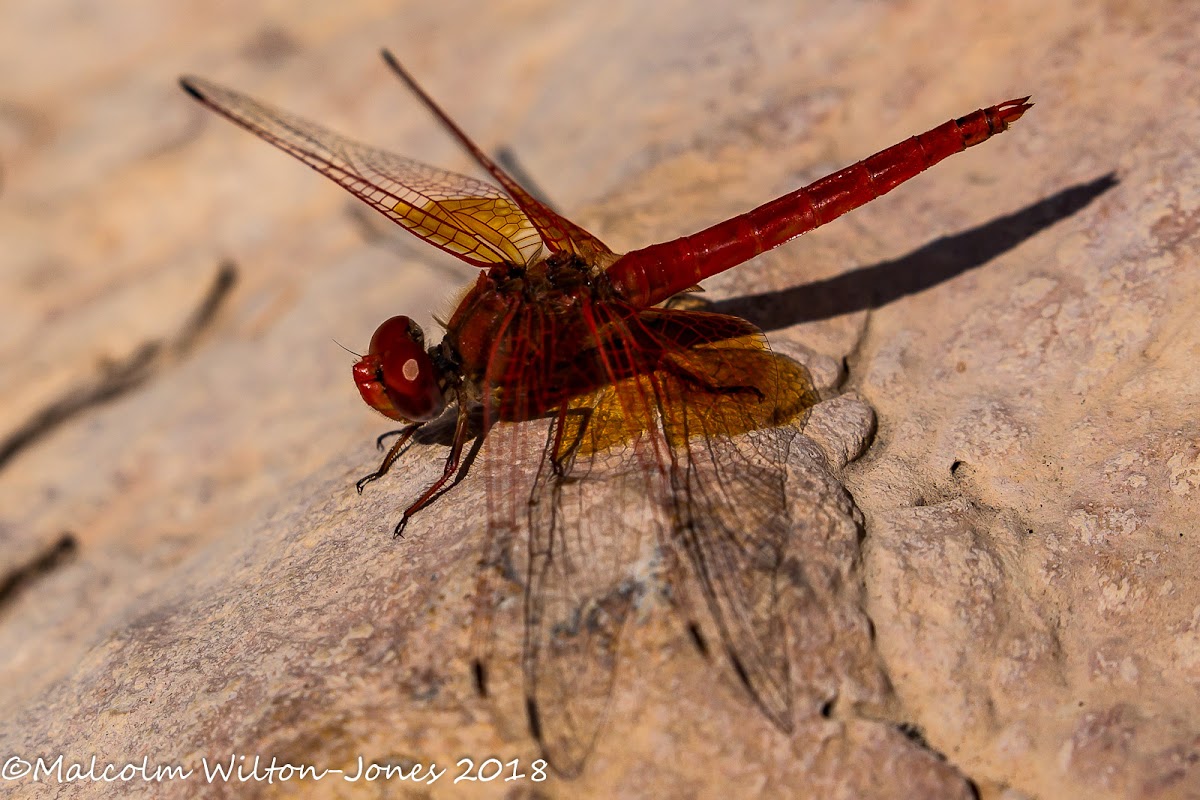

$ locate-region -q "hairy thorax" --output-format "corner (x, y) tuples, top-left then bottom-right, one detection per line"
(441, 254), (647, 422)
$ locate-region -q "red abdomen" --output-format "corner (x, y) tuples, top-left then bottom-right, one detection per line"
(606, 97), (1032, 308)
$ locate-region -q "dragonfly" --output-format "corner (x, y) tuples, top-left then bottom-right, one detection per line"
(180, 51), (1029, 774)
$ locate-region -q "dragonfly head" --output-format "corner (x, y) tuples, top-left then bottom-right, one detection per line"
(353, 316), (445, 422)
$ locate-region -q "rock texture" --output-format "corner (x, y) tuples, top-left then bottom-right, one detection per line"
(2, 1), (1197, 798)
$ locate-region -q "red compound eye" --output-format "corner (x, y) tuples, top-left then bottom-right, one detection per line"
(352, 316), (444, 422)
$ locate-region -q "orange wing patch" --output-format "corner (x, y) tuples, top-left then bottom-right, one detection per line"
(427, 196), (543, 265)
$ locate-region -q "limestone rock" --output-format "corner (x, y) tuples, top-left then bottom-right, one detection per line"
(2, 1), (1197, 798)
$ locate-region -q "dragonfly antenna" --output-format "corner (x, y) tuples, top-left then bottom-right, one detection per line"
(333, 339), (363, 359)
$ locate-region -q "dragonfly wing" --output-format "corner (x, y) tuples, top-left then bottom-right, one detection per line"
(180, 77), (545, 267)
(612, 306), (820, 730)
(380, 50), (614, 264)
(520, 393), (659, 775)
(663, 408), (798, 728)
(475, 306), (655, 775)
(477, 299), (818, 770)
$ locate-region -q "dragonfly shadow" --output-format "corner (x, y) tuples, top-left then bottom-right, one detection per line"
(495, 145), (556, 209)
(713, 173), (1118, 333)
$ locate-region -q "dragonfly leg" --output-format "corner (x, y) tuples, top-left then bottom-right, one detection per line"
(661, 288), (711, 312)
(394, 406), (480, 537)
(375, 428), (410, 451)
(547, 405), (593, 478)
(356, 422), (422, 493)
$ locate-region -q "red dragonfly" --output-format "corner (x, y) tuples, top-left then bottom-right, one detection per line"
(181, 52), (1029, 773)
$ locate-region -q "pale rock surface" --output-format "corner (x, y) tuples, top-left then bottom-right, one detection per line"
(1, 1), (1197, 798)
